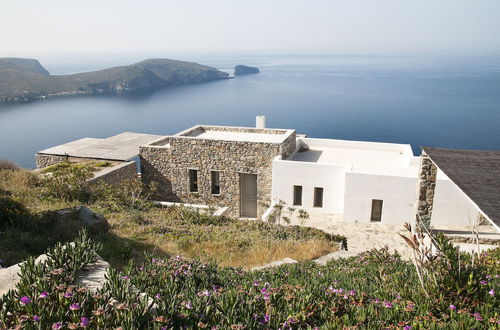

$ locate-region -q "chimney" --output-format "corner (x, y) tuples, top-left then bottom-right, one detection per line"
(256, 115), (266, 129)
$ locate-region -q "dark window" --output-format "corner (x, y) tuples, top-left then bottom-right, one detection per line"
(211, 171), (221, 195)
(293, 185), (302, 206)
(189, 169), (198, 192)
(313, 187), (323, 207)
(370, 199), (383, 222)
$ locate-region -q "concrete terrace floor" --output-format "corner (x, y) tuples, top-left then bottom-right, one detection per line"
(286, 214), (499, 263)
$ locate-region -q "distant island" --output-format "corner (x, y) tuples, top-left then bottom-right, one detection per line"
(0, 57), (230, 104)
(234, 64), (260, 76)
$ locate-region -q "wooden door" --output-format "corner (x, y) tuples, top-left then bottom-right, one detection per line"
(240, 173), (257, 218)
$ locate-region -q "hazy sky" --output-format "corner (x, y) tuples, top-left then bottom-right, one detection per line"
(2, 0), (500, 56)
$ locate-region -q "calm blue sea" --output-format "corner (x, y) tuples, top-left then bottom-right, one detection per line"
(1, 55), (500, 168)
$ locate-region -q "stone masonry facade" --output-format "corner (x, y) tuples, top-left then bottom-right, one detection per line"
(415, 152), (437, 227)
(140, 126), (296, 219)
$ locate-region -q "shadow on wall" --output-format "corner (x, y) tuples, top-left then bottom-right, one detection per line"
(140, 158), (181, 202)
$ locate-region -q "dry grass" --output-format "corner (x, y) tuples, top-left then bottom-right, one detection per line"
(0, 170), (341, 269)
(105, 207), (339, 269)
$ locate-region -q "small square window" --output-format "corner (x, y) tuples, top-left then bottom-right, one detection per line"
(293, 185), (302, 206)
(189, 169), (198, 192)
(313, 187), (323, 207)
(211, 171), (221, 195)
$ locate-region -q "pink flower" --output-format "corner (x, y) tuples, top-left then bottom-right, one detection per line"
(383, 301), (393, 308)
(449, 304), (457, 311)
(70, 303), (81, 311)
(20, 296), (31, 305)
(33, 315), (40, 322)
(80, 317), (90, 327)
(64, 292), (73, 298)
(39, 291), (49, 299)
(489, 289), (495, 296)
(52, 322), (62, 329)
(155, 293), (161, 299)
(473, 313), (483, 321)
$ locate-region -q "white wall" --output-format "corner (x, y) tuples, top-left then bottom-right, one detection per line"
(343, 172), (417, 225)
(272, 158), (349, 214)
(431, 174), (480, 227)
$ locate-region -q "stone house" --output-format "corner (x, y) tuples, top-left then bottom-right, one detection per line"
(139, 123), (296, 219)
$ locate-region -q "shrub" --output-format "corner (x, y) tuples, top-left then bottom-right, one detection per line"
(95, 178), (157, 211)
(41, 162), (94, 202)
(0, 193), (30, 229)
(0, 159), (20, 171)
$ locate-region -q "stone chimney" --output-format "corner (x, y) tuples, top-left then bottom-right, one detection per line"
(256, 115), (266, 129)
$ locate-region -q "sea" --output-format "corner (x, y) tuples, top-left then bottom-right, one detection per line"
(1, 54), (500, 168)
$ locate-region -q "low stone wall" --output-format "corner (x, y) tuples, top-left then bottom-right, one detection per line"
(36, 154), (79, 168)
(90, 161), (137, 184)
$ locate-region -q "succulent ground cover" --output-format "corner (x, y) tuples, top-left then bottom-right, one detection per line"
(1, 232), (498, 329)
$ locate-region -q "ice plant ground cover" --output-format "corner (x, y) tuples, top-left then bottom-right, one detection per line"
(0, 232), (498, 329)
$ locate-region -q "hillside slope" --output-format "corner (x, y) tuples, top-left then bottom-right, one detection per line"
(0, 58), (229, 104)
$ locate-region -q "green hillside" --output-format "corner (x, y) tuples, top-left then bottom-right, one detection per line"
(0, 58), (229, 104)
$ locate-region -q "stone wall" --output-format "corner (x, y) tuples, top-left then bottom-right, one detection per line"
(90, 161), (137, 185)
(36, 154), (71, 168)
(415, 152), (437, 227)
(140, 130), (296, 219)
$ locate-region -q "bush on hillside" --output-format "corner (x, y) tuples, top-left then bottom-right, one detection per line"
(0, 159), (20, 171)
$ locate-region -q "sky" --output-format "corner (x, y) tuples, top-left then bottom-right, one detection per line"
(1, 0), (500, 57)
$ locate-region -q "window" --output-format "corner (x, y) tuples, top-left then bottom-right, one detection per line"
(211, 171), (221, 195)
(313, 187), (323, 207)
(189, 169), (198, 192)
(370, 199), (383, 222)
(293, 185), (302, 206)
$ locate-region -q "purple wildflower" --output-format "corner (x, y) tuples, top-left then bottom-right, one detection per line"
(70, 303), (80, 311)
(349, 290), (357, 296)
(39, 291), (49, 299)
(253, 281), (259, 287)
(20, 296), (31, 305)
(52, 322), (62, 330)
(449, 304), (457, 311)
(403, 326), (412, 330)
(185, 301), (193, 309)
(33, 315), (40, 322)
(63, 292), (73, 298)
(122, 275), (130, 280)
(155, 293), (161, 299)
(489, 289), (495, 296)
(259, 314), (270, 325)
(383, 301), (393, 308)
(480, 280), (487, 285)
(80, 317), (90, 327)
(473, 313), (483, 321)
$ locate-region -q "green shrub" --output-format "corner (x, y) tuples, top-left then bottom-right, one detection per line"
(41, 162), (94, 202)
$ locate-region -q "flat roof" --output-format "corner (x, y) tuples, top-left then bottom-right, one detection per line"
(423, 146), (500, 229)
(38, 132), (164, 161)
(176, 125), (294, 144)
(289, 138), (419, 177)
(193, 130), (287, 143)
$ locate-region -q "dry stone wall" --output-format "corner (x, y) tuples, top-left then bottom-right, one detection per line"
(140, 129), (296, 219)
(415, 152), (437, 227)
(90, 161), (137, 185)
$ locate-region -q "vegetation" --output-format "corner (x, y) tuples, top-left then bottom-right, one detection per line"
(0, 232), (498, 329)
(0, 57), (229, 104)
(0, 164), (342, 269)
